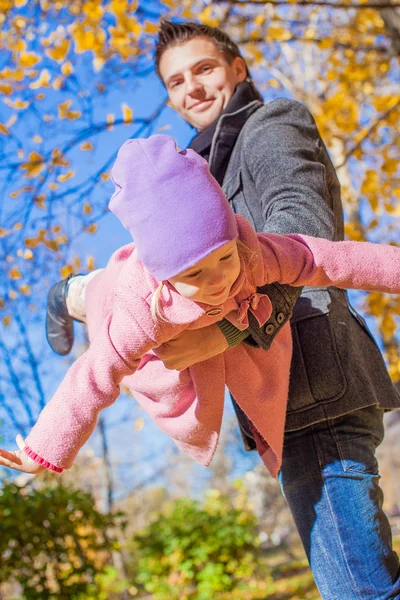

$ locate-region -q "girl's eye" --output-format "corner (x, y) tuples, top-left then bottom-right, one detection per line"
(186, 270), (202, 279)
(200, 65), (212, 73)
(220, 253), (233, 262)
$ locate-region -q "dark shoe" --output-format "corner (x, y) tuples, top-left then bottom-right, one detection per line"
(46, 274), (75, 355)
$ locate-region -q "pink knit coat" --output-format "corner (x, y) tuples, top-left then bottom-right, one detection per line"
(24, 216), (400, 476)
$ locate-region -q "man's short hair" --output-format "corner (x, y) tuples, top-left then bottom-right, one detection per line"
(155, 19), (251, 81)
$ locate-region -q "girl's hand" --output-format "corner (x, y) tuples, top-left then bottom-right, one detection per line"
(0, 434), (45, 474)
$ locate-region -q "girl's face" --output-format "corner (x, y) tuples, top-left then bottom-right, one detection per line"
(168, 240), (241, 305)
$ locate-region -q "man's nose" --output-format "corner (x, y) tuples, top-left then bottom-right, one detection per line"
(186, 75), (203, 95)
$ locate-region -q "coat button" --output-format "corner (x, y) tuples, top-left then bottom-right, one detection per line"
(276, 312), (285, 324)
(206, 308), (223, 317)
(265, 323), (275, 335)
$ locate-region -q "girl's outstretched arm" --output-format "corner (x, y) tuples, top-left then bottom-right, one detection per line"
(0, 299), (159, 475)
(258, 233), (400, 294)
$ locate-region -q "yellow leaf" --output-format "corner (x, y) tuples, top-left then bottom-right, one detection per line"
(0, 298), (5, 309)
(106, 113), (114, 130)
(33, 134), (43, 143)
(25, 236), (39, 248)
(19, 151), (45, 179)
(3, 315), (11, 327)
(24, 249), (33, 259)
(48, 182), (58, 191)
(4, 98), (29, 110)
(83, 202), (92, 214)
(361, 169), (379, 195)
(80, 141), (93, 151)
(268, 26), (291, 41)
(58, 99), (79, 119)
(134, 418), (144, 431)
(0, 228), (10, 238)
(57, 171), (75, 182)
(46, 39), (70, 62)
(122, 103), (133, 124)
(0, 83), (13, 95)
(61, 61), (74, 76)
(52, 76), (63, 91)
(373, 95), (400, 113)
(29, 69), (51, 89)
(144, 21), (158, 34)
(344, 222), (364, 241)
(60, 265), (73, 279)
(9, 290), (17, 300)
(384, 201), (400, 216)
(318, 38), (333, 49)
(382, 158), (398, 175)
(19, 284), (31, 296)
(100, 172), (110, 181)
(197, 5), (219, 27)
(0, 123), (10, 135)
(84, 223), (98, 234)
(34, 194), (46, 208)
(51, 148), (70, 167)
(19, 52), (40, 68)
(9, 265), (22, 279)
(87, 255), (95, 270)
(14, 223), (23, 230)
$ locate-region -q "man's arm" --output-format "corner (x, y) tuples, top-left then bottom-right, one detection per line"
(243, 99), (337, 240)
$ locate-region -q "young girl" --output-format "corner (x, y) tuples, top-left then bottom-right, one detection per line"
(1, 135), (399, 478)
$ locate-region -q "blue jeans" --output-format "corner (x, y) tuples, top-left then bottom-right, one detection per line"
(278, 406), (400, 599)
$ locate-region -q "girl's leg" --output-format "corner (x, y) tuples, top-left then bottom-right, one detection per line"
(66, 270), (103, 322)
(278, 406), (400, 600)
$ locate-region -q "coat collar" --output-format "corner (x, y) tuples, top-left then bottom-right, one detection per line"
(188, 81), (263, 184)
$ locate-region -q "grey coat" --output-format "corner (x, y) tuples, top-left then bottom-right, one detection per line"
(205, 95), (400, 435)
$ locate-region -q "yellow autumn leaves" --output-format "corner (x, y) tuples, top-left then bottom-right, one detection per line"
(19, 148), (70, 180)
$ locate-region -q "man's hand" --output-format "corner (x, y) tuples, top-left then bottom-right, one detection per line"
(153, 324), (229, 370)
(0, 435), (45, 474)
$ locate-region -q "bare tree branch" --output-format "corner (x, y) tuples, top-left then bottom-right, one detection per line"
(216, 0), (400, 8)
(241, 36), (390, 53)
(336, 100), (400, 168)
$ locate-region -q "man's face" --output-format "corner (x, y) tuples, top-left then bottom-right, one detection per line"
(159, 36), (247, 131)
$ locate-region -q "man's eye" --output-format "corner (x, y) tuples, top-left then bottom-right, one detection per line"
(220, 253), (233, 261)
(170, 80), (182, 89)
(201, 65), (212, 73)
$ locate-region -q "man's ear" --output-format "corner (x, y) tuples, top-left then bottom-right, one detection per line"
(232, 56), (248, 83)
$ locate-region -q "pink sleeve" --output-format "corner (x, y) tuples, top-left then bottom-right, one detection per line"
(24, 300), (156, 471)
(258, 233), (400, 294)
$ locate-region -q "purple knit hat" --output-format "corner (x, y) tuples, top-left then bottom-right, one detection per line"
(108, 135), (238, 280)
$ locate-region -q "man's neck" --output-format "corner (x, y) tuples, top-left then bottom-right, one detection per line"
(189, 80), (262, 158)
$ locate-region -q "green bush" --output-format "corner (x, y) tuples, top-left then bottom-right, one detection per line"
(0, 481), (125, 600)
(130, 490), (260, 600)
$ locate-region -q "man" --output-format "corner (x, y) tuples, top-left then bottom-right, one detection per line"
(46, 20), (400, 598)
